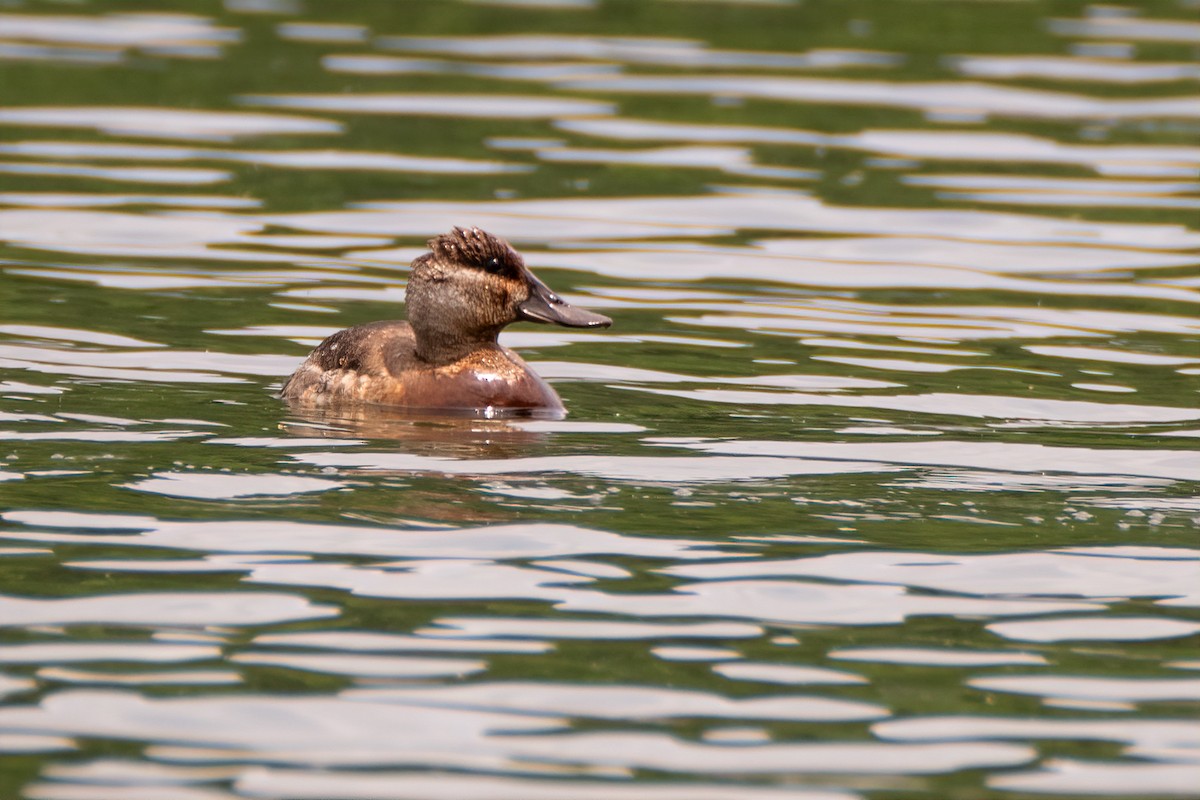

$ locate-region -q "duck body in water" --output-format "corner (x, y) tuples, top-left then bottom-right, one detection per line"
(280, 227), (611, 417)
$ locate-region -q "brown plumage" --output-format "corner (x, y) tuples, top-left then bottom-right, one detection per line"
(280, 227), (611, 416)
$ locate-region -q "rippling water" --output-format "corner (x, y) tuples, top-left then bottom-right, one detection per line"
(1, 1), (1198, 798)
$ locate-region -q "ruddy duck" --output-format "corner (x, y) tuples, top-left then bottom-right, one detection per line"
(280, 227), (611, 416)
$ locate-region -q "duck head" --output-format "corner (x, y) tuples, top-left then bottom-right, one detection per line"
(406, 226), (611, 363)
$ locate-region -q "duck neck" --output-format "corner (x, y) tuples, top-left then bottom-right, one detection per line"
(407, 293), (503, 365)
(411, 324), (500, 365)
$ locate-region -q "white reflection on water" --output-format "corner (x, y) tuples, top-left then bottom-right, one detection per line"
(652, 645), (739, 662)
(237, 769), (856, 800)
(968, 675), (1200, 703)
(324, 55), (622, 81)
(531, 361), (897, 390)
(0, 162), (232, 186)
(281, 207), (721, 241)
(0, 140), (531, 175)
(661, 546), (1200, 604)
(418, 617), (762, 640)
(38, 667), (241, 686)
(0, 326), (161, 349)
(0, 680), (1027, 776)
(0, 673), (36, 698)
(632, 387), (1200, 424)
(0, 107), (339, 141)
(0, 380), (63, 395)
(557, 74), (1200, 121)
(751, 236), (1200, 274)
(226, 0), (301, 17)
(0, 410), (61, 424)
(903, 172), (1200, 210)
(0, 643), (219, 664)
(0, 366), (240, 386)
(376, 33), (901, 71)
(903, 173), (1200, 196)
(809, 355), (1018, 375)
(459, 0), (597, 9)
(333, 191), (1200, 248)
(25, 780), (241, 800)
(0, 340), (295, 377)
(986, 616), (1200, 642)
(534, 144), (819, 180)
(254, 631), (551, 654)
(555, 578), (1098, 626)
(1026, 345), (1199, 367)
(122, 472), (346, 500)
(524, 244), (1197, 302)
(240, 559), (605, 603)
(532, 558), (630, 577)
(0, 429), (207, 444)
(8, 266), (326, 290)
(875, 715), (1200, 751)
(649, 439), (1200, 481)
(1069, 497), (1200, 513)
(495, 732), (1034, 775)
(948, 55), (1200, 84)
(554, 118), (1200, 176)
(277, 22), (367, 43)
(713, 662), (866, 685)
(0, 339), (296, 385)
(989, 759), (1200, 797)
(0, 209), (288, 262)
(347, 681), (885, 722)
(0, 511), (1124, 628)
(292, 451), (896, 483)
(0, 190), (247, 210)
(0, 591), (336, 627)
(1048, 16), (1200, 44)
(768, 302), (1200, 342)
(0, 42), (124, 66)
(0, 689), (566, 769)
(0, 12), (239, 55)
(0, 734), (74, 755)
(829, 648), (1047, 667)
(878, 715), (1200, 787)
(43, 760), (240, 786)
(230, 651), (486, 679)
(0, 511), (738, 560)
(206, 436), (367, 447)
(928, 190), (1200, 211)
(241, 92), (615, 118)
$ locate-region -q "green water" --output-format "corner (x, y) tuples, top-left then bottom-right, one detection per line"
(0, 0), (1198, 798)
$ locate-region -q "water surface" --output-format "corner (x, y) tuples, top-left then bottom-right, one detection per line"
(1, 0), (1198, 798)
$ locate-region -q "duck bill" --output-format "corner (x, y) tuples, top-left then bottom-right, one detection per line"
(518, 275), (612, 329)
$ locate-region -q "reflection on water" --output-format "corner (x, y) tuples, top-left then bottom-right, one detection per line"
(0, 106), (340, 140)
(1, 0), (1198, 798)
(279, 403), (568, 453)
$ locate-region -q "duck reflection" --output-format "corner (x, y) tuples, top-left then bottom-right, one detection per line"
(279, 402), (568, 525)
(280, 400), (553, 459)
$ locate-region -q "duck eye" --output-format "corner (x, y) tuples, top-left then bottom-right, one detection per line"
(484, 257), (504, 274)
